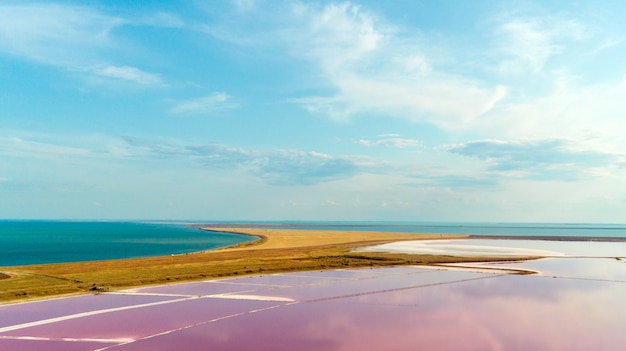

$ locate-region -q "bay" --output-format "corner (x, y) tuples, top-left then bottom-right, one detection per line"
(0, 221), (253, 267)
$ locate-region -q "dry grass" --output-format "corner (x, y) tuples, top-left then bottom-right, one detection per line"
(0, 228), (530, 305)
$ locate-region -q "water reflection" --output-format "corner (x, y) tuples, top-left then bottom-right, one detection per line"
(117, 273), (626, 351)
(1, 240), (625, 351)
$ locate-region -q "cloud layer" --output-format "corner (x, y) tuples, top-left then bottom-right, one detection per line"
(3, 1), (626, 221)
(0, 3), (164, 86)
(448, 138), (623, 180)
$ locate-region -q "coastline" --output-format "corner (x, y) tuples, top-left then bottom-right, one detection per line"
(0, 228), (524, 305)
(5, 227), (622, 305)
(2, 232), (624, 350)
(469, 234), (626, 242)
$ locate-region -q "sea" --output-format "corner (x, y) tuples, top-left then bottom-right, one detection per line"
(0, 221), (252, 267)
(2, 220), (626, 267)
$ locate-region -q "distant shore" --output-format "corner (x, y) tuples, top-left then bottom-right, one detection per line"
(468, 234), (626, 242)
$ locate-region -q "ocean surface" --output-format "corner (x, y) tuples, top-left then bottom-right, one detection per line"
(2, 221), (626, 266)
(0, 221), (253, 267)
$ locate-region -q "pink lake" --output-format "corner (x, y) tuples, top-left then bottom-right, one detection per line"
(1, 239), (625, 350)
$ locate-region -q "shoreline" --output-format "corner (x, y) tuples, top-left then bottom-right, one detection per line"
(468, 234), (626, 242)
(1, 227), (615, 305)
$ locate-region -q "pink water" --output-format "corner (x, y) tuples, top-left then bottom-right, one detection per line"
(1, 240), (624, 351)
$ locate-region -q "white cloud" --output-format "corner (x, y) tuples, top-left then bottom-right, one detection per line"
(281, 3), (508, 129)
(302, 3), (384, 66)
(0, 4), (122, 66)
(495, 19), (557, 74)
(316, 74), (507, 129)
(494, 17), (587, 75)
(122, 137), (358, 185)
(2, 132), (362, 187)
(358, 137), (422, 149)
(203, 2), (624, 141)
(475, 73), (626, 147)
(0, 137), (92, 159)
(447, 138), (624, 181)
(170, 93), (237, 114)
(0, 3), (166, 87)
(90, 65), (163, 86)
(202, 2), (507, 127)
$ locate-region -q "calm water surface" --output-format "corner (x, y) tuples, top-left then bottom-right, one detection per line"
(0, 221), (253, 266)
(1, 241), (624, 350)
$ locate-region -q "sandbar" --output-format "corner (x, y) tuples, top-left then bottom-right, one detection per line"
(0, 228), (529, 305)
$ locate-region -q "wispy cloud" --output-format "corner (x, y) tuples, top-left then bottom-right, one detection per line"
(492, 16), (588, 75)
(447, 138), (623, 180)
(286, 3), (507, 128)
(90, 65), (164, 86)
(357, 136), (422, 148)
(407, 175), (498, 189)
(170, 93), (237, 114)
(123, 137), (357, 185)
(256, 150), (358, 185)
(0, 3), (164, 87)
(204, 2), (507, 129)
(0, 136), (92, 158)
(201, 2), (624, 141)
(3, 132), (360, 187)
(0, 4), (121, 65)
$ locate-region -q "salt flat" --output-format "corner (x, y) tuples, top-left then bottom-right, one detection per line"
(1, 239), (624, 351)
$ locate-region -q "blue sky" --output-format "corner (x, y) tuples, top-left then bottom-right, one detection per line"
(2, 0), (626, 222)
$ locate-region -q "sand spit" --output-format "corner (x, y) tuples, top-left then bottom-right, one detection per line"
(0, 228), (531, 305)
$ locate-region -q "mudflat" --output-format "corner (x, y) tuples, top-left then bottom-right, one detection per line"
(0, 228), (519, 304)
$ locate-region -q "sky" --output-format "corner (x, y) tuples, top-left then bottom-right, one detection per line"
(2, 0), (626, 222)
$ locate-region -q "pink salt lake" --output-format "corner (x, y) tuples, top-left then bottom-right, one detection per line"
(1, 239), (625, 351)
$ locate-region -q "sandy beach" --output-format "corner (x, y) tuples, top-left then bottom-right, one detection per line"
(0, 228), (514, 304)
(5, 226), (622, 305)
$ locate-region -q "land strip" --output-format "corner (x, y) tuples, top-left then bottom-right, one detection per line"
(0, 228), (532, 305)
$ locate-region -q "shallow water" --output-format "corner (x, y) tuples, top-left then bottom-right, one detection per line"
(359, 238), (626, 257)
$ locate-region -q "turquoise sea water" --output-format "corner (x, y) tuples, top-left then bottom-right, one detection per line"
(2, 221), (626, 267)
(0, 221), (253, 267)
